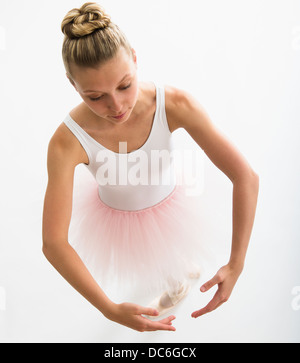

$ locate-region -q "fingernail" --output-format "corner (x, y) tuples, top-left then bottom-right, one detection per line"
(200, 286), (206, 292)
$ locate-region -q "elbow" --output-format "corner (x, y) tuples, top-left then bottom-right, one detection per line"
(245, 169), (260, 196)
(42, 235), (53, 253)
(251, 169), (260, 190)
(42, 240), (49, 256)
(232, 168), (259, 190)
(42, 237), (67, 260)
(42, 239), (53, 260)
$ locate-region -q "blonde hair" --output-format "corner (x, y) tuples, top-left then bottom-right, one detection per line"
(61, 2), (132, 79)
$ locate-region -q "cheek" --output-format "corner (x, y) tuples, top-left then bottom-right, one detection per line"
(129, 84), (139, 105)
(84, 99), (107, 117)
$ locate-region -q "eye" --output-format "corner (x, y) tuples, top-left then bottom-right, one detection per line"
(89, 95), (104, 102)
(120, 83), (131, 90)
(88, 83), (131, 101)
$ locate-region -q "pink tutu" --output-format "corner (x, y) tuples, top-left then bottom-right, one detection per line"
(68, 169), (209, 296)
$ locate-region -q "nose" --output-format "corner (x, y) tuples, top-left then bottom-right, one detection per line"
(107, 94), (123, 113)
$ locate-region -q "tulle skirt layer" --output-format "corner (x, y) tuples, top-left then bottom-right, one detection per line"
(68, 173), (209, 295)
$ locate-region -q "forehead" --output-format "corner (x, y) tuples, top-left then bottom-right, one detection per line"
(72, 48), (135, 93)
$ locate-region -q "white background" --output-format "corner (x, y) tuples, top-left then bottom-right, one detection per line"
(0, 0), (300, 342)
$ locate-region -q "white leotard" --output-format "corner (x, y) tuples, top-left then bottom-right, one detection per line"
(63, 83), (177, 211)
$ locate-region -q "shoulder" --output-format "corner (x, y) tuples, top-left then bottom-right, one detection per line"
(47, 119), (87, 169)
(164, 85), (203, 132)
(163, 84), (218, 151)
(164, 85), (258, 181)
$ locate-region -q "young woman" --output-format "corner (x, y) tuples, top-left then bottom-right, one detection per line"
(42, 2), (259, 333)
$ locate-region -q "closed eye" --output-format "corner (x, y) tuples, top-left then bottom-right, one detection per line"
(89, 95), (104, 102)
(121, 83), (131, 91)
(89, 83), (131, 102)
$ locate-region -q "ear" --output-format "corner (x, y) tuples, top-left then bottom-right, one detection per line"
(66, 73), (78, 91)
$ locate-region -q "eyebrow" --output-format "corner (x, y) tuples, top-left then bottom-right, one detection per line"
(83, 73), (131, 94)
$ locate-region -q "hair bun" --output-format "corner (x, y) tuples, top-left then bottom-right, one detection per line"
(61, 2), (111, 39)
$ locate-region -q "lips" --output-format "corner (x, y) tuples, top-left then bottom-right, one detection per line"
(111, 111), (127, 120)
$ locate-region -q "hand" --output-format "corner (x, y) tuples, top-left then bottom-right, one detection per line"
(191, 264), (242, 318)
(106, 302), (176, 332)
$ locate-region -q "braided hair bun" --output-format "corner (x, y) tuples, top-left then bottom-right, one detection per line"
(61, 2), (111, 39)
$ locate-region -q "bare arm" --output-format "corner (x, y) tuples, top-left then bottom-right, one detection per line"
(165, 87), (259, 317)
(42, 126), (176, 331)
(42, 132), (114, 316)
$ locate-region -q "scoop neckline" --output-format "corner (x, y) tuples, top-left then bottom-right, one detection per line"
(67, 83), (159, 156)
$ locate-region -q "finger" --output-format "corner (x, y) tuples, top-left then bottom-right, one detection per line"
(158, 315), (176, 325)
(138, 306), (159, 317)
(192, 293), (227, 318)
(200, 274), (220, 292)
(142, 315), (176, 331)
(191, 292), (221, 318)
(147, 320), (176, 332)
(191, 301), (224, 319)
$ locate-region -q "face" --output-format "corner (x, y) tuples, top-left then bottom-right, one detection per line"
(68, 47), (139, 125)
